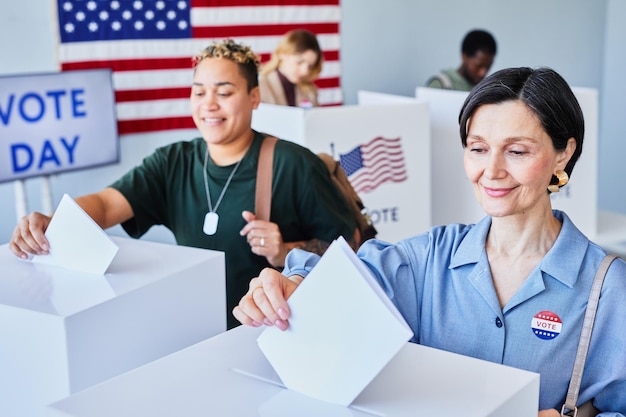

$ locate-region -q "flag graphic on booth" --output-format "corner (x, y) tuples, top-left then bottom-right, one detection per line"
(55, 0), (342, 136)
(339, 136), (408, 194)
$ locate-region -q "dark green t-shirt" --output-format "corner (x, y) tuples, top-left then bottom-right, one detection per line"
(111, 130), (355, 328)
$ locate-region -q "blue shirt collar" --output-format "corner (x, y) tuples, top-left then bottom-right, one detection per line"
(450, 210), (589, 288)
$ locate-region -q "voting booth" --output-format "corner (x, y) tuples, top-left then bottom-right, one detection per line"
(0, 237), (225, 417)
(252, 103), (431, 243)
(48, 325), (540, 417)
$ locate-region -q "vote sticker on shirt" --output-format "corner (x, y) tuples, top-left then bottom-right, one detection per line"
(532, 311), (562, 340)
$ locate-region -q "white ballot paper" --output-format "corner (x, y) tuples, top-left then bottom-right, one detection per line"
(257, 237), (413, 406)
(32, 193), (119, 275)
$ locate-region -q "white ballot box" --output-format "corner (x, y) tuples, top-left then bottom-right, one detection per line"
(48, 325), (539, 417)
(0, 236), (225, 417)
(252, 102), (431, 243)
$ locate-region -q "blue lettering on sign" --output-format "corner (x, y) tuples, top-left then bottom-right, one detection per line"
(0, 95), (14, 125)
(60, 136), (79, 164)
(71, 89), (87, 117)
(20, 92), (45, 123)
(10, 144), (34, 173)
(46, 90), (67, 119)
(0, 89), (88, 125)
(10, 135), (81, 174)
(39, 140), (61, 168)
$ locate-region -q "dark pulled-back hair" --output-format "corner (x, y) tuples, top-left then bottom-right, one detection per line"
(458, 67), (584, 180)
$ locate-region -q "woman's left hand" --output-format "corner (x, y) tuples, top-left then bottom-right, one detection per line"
(240, 211), (288, 267)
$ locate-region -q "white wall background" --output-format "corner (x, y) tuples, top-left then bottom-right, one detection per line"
(1, 0), (624, 244)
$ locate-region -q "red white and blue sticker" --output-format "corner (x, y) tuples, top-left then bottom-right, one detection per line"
(532, 311), (562, 340)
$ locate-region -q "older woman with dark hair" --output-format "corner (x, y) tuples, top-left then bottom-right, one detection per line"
(234, 67), (626, 415)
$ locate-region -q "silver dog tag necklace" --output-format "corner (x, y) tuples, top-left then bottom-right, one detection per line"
(202, 146), (242, 235)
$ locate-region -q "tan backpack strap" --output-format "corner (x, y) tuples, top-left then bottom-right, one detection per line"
(255, 135), (277, 221)
(562, 254), (619, 416)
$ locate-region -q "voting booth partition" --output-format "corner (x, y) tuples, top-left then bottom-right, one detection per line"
(357, 90), (481, 229)
(0, 237), (226, 417)
(252, 103), (432, 243)
(406, 88), (485, 227)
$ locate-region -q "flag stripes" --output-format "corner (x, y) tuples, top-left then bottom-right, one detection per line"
(56, 0), (341, 136)
(339, 137), (408, 194)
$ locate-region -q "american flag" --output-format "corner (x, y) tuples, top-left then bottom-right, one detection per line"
(56, 0), (341, 136)
(339, 136), (408, 194)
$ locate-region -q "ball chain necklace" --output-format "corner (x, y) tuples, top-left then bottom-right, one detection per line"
(202, 146), (243, 235)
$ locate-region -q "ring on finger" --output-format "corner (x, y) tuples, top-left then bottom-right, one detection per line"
(260, 237), (265, 247)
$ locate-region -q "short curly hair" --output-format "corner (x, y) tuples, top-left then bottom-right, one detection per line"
(193, 39), (260, 91)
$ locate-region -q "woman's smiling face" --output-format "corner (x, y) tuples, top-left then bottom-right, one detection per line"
(464, 100), (574, 219)
(190, 57), (260, 147)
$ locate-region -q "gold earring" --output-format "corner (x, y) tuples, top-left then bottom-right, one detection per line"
(548, 170), (569, 193)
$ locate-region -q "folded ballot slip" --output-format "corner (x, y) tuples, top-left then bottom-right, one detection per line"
(257, 237), (413, 406)
(32, 193), (119, 275)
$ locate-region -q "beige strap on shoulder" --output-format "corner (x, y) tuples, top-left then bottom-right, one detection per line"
(562, 254), (619, 416)
(255, 135), (277, 222)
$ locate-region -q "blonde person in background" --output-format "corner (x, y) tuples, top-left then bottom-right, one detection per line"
(258, 29), (322, 108)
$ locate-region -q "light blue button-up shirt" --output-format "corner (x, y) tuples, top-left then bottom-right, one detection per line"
(283, 210), (626, 413)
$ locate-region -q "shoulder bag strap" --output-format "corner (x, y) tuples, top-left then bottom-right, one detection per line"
(562, 254), (619, 417)
(255, 135), (277, 222)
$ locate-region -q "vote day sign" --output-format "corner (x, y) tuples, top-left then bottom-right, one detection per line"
(0, 69), (118, 183)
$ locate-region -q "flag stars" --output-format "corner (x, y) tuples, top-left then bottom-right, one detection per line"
(59, 0), (191, 41)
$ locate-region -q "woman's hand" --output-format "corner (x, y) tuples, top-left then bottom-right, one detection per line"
(9, 212), (52, 259)
(232, 267), (302, 330)
(538, 409), (560, 417)
(240, 211), (289, 267)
